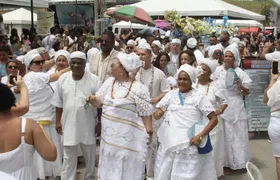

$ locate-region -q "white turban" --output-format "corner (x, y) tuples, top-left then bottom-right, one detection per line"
(24, 49), (41, 67)
(87, 48), (99, 63)
(127, 39), (137, 46)
(55, 50), (71, 63)
(177, 64), (197, 83)
(138, 42), (152, 51)
(199, 58), (218, 74)
(16, 55), (25, 63)
(152, 40), (162, 48)
(230, 37), (240, 45)
(187, 38), (197, 48)
(208, 45), (223, 59)
(224, 44), (239, 65)
(70, 51), (86, 61)
(138, 39), (147, 46)
(171, 38), (181, 45)
(119, 52), (141, 72)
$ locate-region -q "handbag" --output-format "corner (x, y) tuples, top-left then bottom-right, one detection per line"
(187, 120), (212, 154)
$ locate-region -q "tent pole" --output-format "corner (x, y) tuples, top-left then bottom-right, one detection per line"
(31, 0), (34, 28)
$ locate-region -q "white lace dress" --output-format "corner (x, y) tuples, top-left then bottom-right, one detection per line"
(194, 81), (227, 177)
(96, 77), (153, 180)
(154, 89), (217, 180)
(212, 66), (252, 170)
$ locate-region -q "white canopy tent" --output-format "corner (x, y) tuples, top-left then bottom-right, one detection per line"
(1, 0), (48, 8)
(131, 0), (265, 21)
(215, 20), (263, 27)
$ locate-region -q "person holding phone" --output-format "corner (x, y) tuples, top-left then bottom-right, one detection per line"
(260, 40), (280, 62)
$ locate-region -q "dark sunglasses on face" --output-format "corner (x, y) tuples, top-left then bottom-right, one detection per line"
(32, 60), (45, 65)
(7, 66), (18, 69)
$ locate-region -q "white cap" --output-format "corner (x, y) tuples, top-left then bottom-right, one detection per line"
(138, 38), (147, 46)
(127, 39), (137, 46)
(118, 52), (142, 72)
(70, 51), (86, 61)
(138, 42), (152, 51)
(171, 38), (181, 45)
(187, 38), (197, 48)
(152, 40), (162, 48)
(199, 58), (218, 74)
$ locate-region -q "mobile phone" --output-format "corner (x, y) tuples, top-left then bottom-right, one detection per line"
(9, 76), (17, 85)
(272, 61), (278, 74)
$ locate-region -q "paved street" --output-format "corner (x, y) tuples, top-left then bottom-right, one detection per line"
(76, 132), (277, 180)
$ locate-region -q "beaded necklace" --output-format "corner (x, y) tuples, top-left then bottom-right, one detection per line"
(111, 79), (134, 99)
(140, 66), (155, 97)
(196, 83), (210, 96)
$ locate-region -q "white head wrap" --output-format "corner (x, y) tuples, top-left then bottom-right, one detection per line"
(230, 37), (240, 45)
(138, 42), (152, 51)
(55, 50), (71, 63)
(224, 44), (239, 66)
(187, 38), (197, 48)
(171, 38), (181, 45)
(177, 64), (197, 83)
(24, 49), (41, 67)
(16, 55), (25, 63)
(208, 45), (223, 59)
(70, 51), (86, 61)
(152, 40), (162, 49)
(118, 52), (142, 72)
(87, 48), (99, 63)
(127, 39), (137, 46)
(37, 47), (46, 55)
(199, 58), (218, 74)
(138, 39), (147, 46)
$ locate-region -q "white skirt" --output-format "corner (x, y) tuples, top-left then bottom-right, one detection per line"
(268, 117), (280, 157)
(154, 145), (217, 180)
(33, 124), (62, 179)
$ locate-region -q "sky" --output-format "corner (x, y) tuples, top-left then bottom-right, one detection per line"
(274, 0), (280, 4)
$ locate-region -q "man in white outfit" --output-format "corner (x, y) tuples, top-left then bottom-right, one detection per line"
(135, 43), (170, 180)
(52, 51), (101, 180)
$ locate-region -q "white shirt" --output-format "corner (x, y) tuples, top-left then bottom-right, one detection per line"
(52, 71), (101, 146)
(89, 49), (120, 83)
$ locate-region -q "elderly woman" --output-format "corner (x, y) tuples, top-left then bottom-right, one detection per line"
(212, 44), (252, 173)
(47, 50), (70, 89)
(0, 83), (57, 180)
(153, 64), (218, 180)
(208, 45), (223, 66)
(23, 49), (69, 180)
(87, 53), (153, 180)
(195, 59), (228, 177)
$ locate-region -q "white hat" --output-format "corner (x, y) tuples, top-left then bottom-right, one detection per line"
(187, 38), (197, 48)
(177, 64), (197, 83)
(119, 52), (142, 72)
(24, 49), (41, 67)
(171, 38), (181, 45)
(70, 51), (86, 61)
(87, 48), (99, 63)
(152, 40), (162, 48)
(208, 45), (223, 60)
(16, 55), (25, 63)
(55, 50), (71, 63)
(138, 39), (147, 46)
(224, 44), (239, 66)
(127, 39), (137, 46)
(138, 42), (152, 51)
(199, 58), (218, 74)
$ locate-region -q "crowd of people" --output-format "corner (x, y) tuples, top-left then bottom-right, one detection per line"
(0, 24), (279, 180)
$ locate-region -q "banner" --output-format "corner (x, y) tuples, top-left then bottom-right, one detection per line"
(56, 4), (94, 29)
(37, 11), (54, 35)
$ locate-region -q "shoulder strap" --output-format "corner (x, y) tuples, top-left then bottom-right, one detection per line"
(21, 118), (27, 143)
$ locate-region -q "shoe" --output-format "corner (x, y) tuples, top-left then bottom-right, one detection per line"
(267, 139), (272, 143)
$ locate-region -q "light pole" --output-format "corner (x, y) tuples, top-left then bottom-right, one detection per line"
(31, 0), (34, 28)
(75, 0), (78, 27)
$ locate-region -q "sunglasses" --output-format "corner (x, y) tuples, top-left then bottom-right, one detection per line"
(32, 60), (45, 65)
(7, 66), (18, 69)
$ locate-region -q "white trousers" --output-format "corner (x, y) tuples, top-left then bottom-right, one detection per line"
(61, 143), (96, 180)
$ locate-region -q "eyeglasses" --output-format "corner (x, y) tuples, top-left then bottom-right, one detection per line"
(31, 60), (45, 65)
(7, 66), (18, 70)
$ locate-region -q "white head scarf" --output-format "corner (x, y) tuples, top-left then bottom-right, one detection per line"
(118, 52), (142, 72)
(127, 39), (137, 46)
(152, 40), (162, 49)
(177, 64), (197, 83)
(70, 51), (86, 62)
(55, 50), (71, 63)
(224, 44), (239, 66)
(187, 38), (197, 48)
(138, 39), (147, 46)
(138, 42), (152, 51)
(230, 37), (240, 45)
(24, 49), (41, 67)
(199, 58), (218, 74)
(171, 38), (181, 45)
(87, 48), (99, 63)
(208, 45), (223, 59)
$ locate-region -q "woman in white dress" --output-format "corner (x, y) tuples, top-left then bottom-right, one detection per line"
(153, 64), (218, 180)
(212, 44), (252, 173)
(87, 53), (153, 180)
(0, 83), (57, 180)
(208, 45), (223, 66)
(195, 59), (228, 177)
(22, 49), (69, 180)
